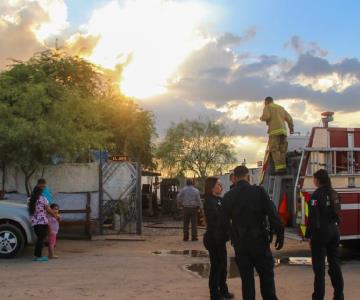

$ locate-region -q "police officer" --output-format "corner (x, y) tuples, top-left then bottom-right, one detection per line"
(203, 177), (234, 300)
(229, 172), (236, 189)
(216, 166), (284, 300)
(305, 169), (344, 300)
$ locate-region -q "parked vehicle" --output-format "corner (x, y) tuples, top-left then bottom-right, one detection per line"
(0, 201), (34, 258)
(262, 112), (360, 243)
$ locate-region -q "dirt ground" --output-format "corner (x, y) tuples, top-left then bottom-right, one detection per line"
(1, 224), (360, 300)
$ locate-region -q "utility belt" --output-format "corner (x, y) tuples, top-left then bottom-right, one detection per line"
(231, 226), (268, 243)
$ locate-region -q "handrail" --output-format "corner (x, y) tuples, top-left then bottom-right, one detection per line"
(293, 149), (305, 223)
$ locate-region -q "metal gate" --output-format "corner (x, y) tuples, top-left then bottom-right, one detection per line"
(99, 160), (142, 235)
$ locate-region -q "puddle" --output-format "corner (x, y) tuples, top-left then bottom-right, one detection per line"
(184, 257), (281, 279)
(153, 250), (208, 258)
(279, 257), (313, 266)
(184, 257), (240, 279)
(154, 248), (360, 279)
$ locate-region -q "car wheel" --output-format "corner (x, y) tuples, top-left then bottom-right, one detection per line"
(0, 224), (25, 258)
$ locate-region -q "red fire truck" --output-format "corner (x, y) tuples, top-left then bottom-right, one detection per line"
(262, 112), (360, 242)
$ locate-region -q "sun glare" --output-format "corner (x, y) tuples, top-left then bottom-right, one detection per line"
(84, 0), (210, 99)
(33, 0), (68, 43)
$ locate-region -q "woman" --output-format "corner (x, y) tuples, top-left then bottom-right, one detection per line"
(305, 169), (344, 300)
(28, 186), (59, 261)
(203, 177), (234, 300)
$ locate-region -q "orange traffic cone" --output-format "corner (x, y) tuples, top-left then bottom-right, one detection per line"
(278, 192), (290, 226)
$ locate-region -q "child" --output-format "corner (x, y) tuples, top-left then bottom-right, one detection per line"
(48, 203), (60, 259)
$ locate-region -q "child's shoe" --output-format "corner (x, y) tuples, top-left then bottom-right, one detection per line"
(32, 256), (49, 262)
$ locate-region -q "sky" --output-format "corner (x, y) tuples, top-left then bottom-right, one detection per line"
(1, 0), (360, 165)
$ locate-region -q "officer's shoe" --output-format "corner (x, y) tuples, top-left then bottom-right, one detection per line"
(220, 291), (234, 299)
(210, 290), (221, 300)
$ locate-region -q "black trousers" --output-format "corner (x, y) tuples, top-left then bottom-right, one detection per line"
(203, 235), (228, 299)
(311, 226), (344, 300)
(183, 207), (198, 240)
(235, 246), (278, 300)
(33, 224), (48, 257)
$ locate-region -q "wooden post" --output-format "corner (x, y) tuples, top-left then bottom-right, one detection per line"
(85, 192), (91, 239)
(136, 162), (142, 235)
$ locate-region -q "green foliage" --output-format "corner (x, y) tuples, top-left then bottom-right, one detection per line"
(0, 50), (156, 194)
(100, 95), (156, 168)
(157, 119), (236, 178)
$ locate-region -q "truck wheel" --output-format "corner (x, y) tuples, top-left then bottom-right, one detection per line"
(0, 224), (25, 258)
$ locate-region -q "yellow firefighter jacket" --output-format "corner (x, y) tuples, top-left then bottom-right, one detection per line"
(260, 103), (294, 136)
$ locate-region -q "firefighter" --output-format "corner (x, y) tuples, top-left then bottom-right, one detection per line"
(305, 169), (344, 300)
(216, 165), (284, 300)
(260, 96), (294, 174)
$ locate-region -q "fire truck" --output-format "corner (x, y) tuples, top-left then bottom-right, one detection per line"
(262, 112), (360, 242)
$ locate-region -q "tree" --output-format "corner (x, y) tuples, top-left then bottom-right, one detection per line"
(157, 120), (237, 178)
(0, 50), (156, 194)
(100, 95), (156, 168)
(0, 50), (107, 194)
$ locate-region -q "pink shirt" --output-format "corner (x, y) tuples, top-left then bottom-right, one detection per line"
(48, 215), (59, 234)
(30, 196), (49, 226)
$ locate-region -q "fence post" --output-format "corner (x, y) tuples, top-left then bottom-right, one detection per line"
(86, 192), (91, 239)
(98, 152), (104, 235)
(136, 162), (142, 235)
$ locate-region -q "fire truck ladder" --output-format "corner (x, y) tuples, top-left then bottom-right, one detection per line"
(262, 147), (292, 208)
(267, 174), (293, 208)
(267, 175), (281, 203)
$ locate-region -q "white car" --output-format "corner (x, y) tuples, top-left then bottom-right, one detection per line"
(0, 201), (35, 258)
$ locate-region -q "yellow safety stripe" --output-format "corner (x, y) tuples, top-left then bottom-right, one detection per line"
(275, 164), (286, 171)
(269, 128), (287, 136)
(300, 225), (306, 237)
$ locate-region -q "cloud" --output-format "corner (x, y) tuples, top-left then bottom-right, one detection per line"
(217, 27), (256, 47)
(284, 35), (328, 57)
(72, 0), (212, 99)
(141, 94), (223, 137)
(166, 34), (360, 113)
(230, 135), (267, 164)
(0, 0), (68, 69)
(148, 36), (360, 161)
(1, 1), (360, 164)
(65, 33), (100, 57)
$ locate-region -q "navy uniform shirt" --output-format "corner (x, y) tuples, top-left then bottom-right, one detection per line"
(217, 180), (284, 253)
(305, 186), (341, 240)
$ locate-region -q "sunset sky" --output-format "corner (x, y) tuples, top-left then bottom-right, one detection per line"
(1, 0), (360, 164)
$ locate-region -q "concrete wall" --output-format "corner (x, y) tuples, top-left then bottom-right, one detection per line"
(1, 163), (100, 222)
(5, 192), (99, 221)
(1, 163), (99, 193)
